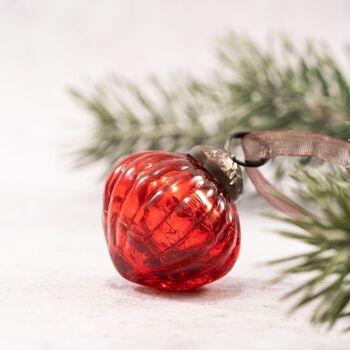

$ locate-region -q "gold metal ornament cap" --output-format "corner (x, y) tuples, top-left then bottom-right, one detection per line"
(188, 145), (243, 201)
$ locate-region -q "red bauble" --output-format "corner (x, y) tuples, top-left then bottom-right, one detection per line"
(103, 151), (240, 291)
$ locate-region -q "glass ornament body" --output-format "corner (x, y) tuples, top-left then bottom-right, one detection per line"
(103, 151), (240, 291)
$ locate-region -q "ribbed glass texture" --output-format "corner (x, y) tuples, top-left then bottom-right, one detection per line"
(103, 151), (240, 291)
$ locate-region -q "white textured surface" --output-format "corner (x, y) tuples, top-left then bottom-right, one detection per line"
(0, 1), (349, 349)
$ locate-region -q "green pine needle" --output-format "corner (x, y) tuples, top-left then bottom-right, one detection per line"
(268, 165), (350, 330)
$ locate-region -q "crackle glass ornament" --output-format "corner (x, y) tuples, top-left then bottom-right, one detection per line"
(103, 147), (242, 291)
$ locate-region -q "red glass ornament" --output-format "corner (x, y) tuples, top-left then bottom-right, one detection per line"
(103, 151), (240, 291)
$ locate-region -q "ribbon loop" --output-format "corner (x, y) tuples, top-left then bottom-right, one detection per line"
(239, 131), (350, 218)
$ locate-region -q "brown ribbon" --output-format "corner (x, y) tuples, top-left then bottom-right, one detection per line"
(240, 131), (350, 218)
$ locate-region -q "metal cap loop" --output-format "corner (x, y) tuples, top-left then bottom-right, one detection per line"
(224, 131), (268, 168)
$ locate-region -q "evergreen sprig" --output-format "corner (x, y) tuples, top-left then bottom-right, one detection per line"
(70, 76), (219, 167)
(267, 165), (350, 330)
(70, 33), (350, 169)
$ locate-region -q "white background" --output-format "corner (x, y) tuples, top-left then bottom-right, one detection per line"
(0, 1), (349, 349)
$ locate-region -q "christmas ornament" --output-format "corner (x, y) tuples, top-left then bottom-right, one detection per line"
(103, 130), (350, 291)
(103, 147), (243, 291)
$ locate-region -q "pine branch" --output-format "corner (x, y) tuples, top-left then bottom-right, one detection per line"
(70, 76), (221, 167)
(71, 33), (350, 170)
(267, 165), (350, 330)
